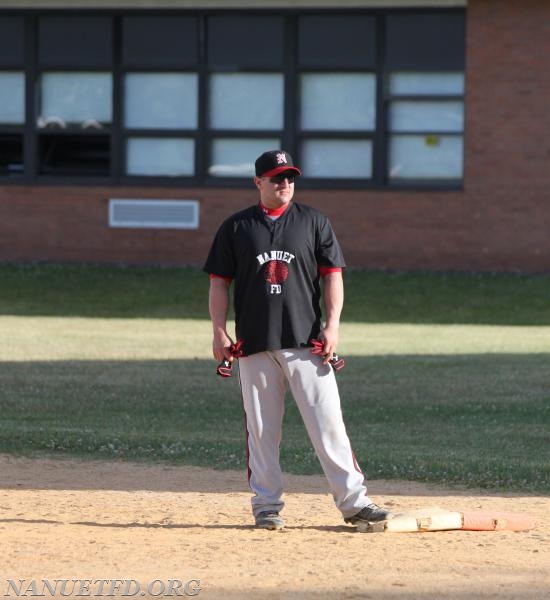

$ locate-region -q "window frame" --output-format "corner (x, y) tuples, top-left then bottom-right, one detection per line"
(385, 70), (465, 186)
(0, 69), (26, 178)
(34, 67), (114, 182)
(296, 67), (380, 188)
(0, 8), (465, 190)
(121, 70), (200, 181)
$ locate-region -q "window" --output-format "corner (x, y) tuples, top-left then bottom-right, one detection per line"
(36, 16), (113, 177)
(39, 72), (113, 126)
(38, 134), (110, 176)
(37, 72), (112, 176)
(297, 15), (377, 182)
(207, 72), (284, 176)
(121, 16), (199, 179)
(299, 73), (376, 177)
(207, 15), (284, 68)
(0, 17), (25, 67)
(123, 73), (198, 177)
(126, 138), (195, 177)
(0, 10), (465, 187)
(124, 73), (197, 130)
(0, 71), (25, 175)
(298, 15), (376, 68)
(0, 17), (25, 177)
(209, 138), (280, 177)
(38, 16), (113, 67)
(0, 65), (24, 169)
(0, 133), (24, 176)
(121, 16), (199, 68)
(209, 73), (284, 131)
(302, 140), (373, 179)
(206, 15), (285, 179)
(387, 73), (464, 180)
(300, 74), (376, 131)
(385, 13), (465, 183)
(0, 72), (24, 124)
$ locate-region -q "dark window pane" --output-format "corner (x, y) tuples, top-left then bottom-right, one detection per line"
(207, 16), (284, 68)
(0, 135), (23, 175)
(385, 12), (465, 70)
(298, 15), (376, 68)
(122, 16), (199, 67)
(0, 17), (25, 67)
(38, 16), (113, 67)
(38, 134), (110, 176)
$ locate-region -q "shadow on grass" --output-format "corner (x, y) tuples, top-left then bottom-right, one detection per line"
(1, 264), (550, 324)
(0, 354), (548, 494)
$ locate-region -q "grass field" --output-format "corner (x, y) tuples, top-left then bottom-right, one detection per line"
(0, 264), (549, 493)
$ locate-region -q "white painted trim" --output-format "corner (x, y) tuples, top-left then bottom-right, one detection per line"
(0, 1), (467, 9)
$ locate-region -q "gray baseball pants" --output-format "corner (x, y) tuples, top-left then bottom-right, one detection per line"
(238, 347), (373, 520)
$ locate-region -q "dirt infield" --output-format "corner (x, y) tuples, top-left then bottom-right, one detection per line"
(1, 455), (548, 599)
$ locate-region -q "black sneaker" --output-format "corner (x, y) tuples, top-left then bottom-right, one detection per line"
(344, 503), (392, 525)
(255, 511), (285, 530)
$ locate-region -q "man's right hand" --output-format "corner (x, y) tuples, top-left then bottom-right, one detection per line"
(212, 330), (235, 363)
(214, 338), (244, 378)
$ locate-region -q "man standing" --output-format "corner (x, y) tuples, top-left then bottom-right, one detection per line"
(204, 150), (391, 530)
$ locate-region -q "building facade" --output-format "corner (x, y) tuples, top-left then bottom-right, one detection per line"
(0, 0), (548, 272)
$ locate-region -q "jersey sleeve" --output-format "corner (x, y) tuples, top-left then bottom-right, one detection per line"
(318, 266), (342, 277)
(203, 218), (237, 278)
(315, 215), (346, 269)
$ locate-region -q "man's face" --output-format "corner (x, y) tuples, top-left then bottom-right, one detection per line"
(254, 172), (296, 208)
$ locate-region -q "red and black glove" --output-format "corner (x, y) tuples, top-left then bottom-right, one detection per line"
(216, 359), (233, 378)
(216, 340), (244, 378)
(309, 338), (345, 373)
(329, 354), (345, 373)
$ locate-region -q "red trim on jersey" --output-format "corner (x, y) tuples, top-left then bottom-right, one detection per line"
(259, 201), (290, 217)
(318, 266), (342, 277)
(209, 273), (233, 284)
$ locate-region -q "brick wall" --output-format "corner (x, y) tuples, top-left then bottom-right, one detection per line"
(1, 0), (549, 272)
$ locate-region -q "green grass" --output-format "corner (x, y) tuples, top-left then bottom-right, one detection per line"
(0, 263), (549, 493)
(0, 263), (210, 319)
(343, 269), (550, 325)
(2, 262), (550, 324)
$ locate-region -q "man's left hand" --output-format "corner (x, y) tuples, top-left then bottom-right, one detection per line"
(319, 325), (339, 364)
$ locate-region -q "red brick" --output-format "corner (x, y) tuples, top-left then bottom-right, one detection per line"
(1, 0), (549, 272)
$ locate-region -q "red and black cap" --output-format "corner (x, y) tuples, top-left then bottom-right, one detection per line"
(255, 150), (302, 178)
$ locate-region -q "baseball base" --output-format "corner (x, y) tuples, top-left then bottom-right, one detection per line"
(357, 506), (537, 533)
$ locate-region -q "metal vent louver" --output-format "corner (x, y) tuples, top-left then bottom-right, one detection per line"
(109, 199), (199, 229)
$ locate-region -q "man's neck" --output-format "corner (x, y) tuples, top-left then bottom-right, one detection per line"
(259, 201), (291, 217)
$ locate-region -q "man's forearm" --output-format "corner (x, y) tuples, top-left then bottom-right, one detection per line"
(322, 271), (344, 329)
(208, 278), (233, 360)
(209, 278), (230, 331)
(319, 271), (343, 362)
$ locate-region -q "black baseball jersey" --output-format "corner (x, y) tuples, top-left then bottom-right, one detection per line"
(203, 202), (345, 356)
